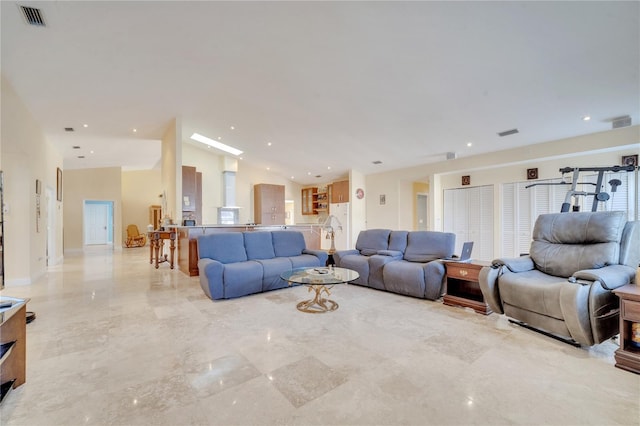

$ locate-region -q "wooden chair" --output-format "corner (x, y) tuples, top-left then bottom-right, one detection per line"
(125, 224), (147, 247)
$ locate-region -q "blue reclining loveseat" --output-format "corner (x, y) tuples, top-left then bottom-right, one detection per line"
(335, 229), (455, 300)
(197, 230), (328, 300)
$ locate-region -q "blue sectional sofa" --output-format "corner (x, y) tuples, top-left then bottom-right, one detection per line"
(334, 229), (455, 300)
(197, 230), (328, 300)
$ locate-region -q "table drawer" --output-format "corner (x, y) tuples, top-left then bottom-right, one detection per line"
(622, 299), (640, 323)
(446, 264), (481, 281)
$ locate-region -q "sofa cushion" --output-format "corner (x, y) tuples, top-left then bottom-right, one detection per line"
(244, 231), (276, 260)
(197, 233), (247, 264)
(497, 269), (566, 320)
(289, 254), (324, 269)
(389, 231), (408, 253)
(337, 254), (370, 285)
(222, 261), (263, 298)
(530, 211), (626, 277)
(272, 231), (305, 257)
(403, 231), (455, 262)
(356, 229), (391, 256)
(257, 258), (292, 291)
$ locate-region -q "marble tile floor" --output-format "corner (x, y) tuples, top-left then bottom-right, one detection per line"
(1, 246), (639, 425)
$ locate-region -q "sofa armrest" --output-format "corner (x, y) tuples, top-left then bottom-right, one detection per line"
(478, 266), (504, 314)
(572, 264), (636, 290)
(303, 249), (329, 265)
(377, 250), (404, 259)
(492, 256), (535, 273)
(334, 249), (359, 266)
(197, 258), (224, 300)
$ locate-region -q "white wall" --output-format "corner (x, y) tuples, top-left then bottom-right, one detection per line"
(63, 168), (123, 250)
(181, 144), (223, 224)
(349, 170), (366, 247)
(121, 169), (163, 239)
(161, 118), (181, 223)
(365, 125), (640, 258)
(0, 76), (63, 285)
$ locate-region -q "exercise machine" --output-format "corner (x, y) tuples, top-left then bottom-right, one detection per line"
(525, 165), (635, 213)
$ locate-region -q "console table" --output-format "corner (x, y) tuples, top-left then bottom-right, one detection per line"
(613, 284), (640, 374)
(0, 297), (28, 404)
(443, 260), (492, 315)
(148, 230), (176, 269)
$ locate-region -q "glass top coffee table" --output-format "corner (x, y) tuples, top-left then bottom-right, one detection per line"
(281, 266), (359, 314)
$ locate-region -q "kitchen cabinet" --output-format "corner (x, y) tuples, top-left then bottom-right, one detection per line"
(254, 184), (285, 225)
(330, 180), (349, 203)
(302, 187), (316, 215)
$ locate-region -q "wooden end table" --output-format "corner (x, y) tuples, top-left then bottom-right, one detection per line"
(443, 260), (492, 315)
(148, 230), (176, 269)
(613, 284), (640, 374)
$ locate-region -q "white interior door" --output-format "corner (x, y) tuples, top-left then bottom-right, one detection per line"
(416, 193), (428, 231)
(85, 202), (109, 245)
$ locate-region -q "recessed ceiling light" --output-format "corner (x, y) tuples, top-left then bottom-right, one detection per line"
(307, 172), (311, 175)
(230, 126), (235, 130)
(327, 166), (331, 170)
(467, 142), (473, 147)
(83, 124), (88, 128)
(190, 132), (243, 156)
(217, 136), (222, 140)
(267, 142), (272, 146)
(290, 176), (294, 179)
(133, 128), (137, 133)
(90, 150), (94, 154)
(582, 115), (591, 121)
(266, 167), (270, 171)
(239, 157), (243, 160)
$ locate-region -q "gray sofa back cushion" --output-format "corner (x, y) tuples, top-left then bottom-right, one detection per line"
(197, 232), (248, 264)
(403, 231), (455, 262)
(530, 211), (626, 277)
(389, 231), (409, 253)
(244, 231), (276, 260)
(620, 221), (640, 268)
(272, 231), (305, 257)
(355, 229), (391, 256)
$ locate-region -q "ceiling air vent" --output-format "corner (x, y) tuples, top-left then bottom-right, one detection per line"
(612, 115), (631, 129)
(372, 160), (383, 165)
(20, 5), (46, 27)
(498, 128), (519, 137)
(64, 127), (75, 132)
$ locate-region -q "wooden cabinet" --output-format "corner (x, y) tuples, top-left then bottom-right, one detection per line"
(254, 184), (285, 225)
(330, 180), (349, 203)
(613, 284), (640, 374)
(443, 261), (492, 315)
(301, 187), (329, 215)
(302, 187), (316, 215)
(0, 297), (28, 404)
(315, 189), (328, 213)
(182, 165), (202, 224)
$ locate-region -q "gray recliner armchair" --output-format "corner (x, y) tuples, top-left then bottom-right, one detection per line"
(479, 211), (640, 346)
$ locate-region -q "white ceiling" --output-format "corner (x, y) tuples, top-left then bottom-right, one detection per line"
(2, 1), (638, 184)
